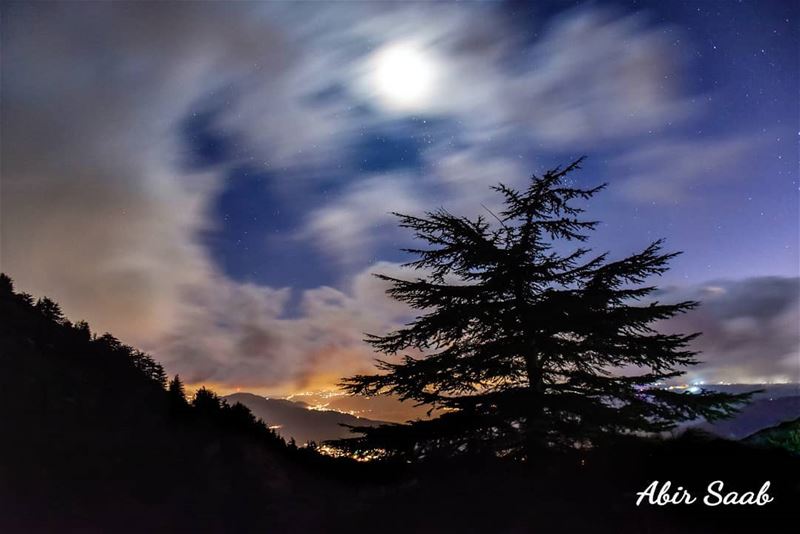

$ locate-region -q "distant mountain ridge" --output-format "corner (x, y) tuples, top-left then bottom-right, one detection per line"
(698, 395), (800, 440)
(227, 387), (800, 445)
(703, 383), (800, 400)
(225, 392), (386, 444)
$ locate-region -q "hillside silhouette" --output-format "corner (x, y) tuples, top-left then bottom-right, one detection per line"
(0, 274), (344, 532)
(745, 417), (800, 454)
(225, 393), (385, 445)
(2, 274), (799, 533)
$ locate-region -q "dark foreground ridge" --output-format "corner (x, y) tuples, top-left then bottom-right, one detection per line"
(1, 274), (798, 533)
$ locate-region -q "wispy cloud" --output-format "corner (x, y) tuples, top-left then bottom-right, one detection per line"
(613, 137), (758, 203)
(302, 175), (422, 265)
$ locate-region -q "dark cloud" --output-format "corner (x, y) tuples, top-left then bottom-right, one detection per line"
(656, 277), (800, 383)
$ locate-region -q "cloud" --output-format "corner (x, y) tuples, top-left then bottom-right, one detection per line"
(299, 148), (529, 263)
(655, 277), (800, 384)
(290, 4), (702, 261)
(324, 4), (692, 148)
(424, 147), (529, 214)
(155, 262), (415, 390)
(613, 137), (757, 203)
(302, 175), (422, 264)
(502, 8), (693, 148)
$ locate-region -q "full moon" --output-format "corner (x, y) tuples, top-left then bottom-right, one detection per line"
(370, 42), (438, 111)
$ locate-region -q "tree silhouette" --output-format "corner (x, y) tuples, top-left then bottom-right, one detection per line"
(167, 374), (190, 417)
(192, 387), (223, 415)
(0, 272), (316, 530)
(35, 297), (64, 323)
(0, 273), (13, 294)
(72, 320), (92, 343)
(168, 375), (187, 402)
(332, 159), (749, 460)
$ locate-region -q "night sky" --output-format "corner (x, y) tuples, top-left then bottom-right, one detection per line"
(2, 1), (798, 401)
(201, 0), (798, 290)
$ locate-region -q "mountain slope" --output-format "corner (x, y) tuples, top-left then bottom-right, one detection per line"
(698, 396), (800, 439)
(225, 393), (385, 444)
(745, 417), (800, 454)
(0, 275), (336, 532)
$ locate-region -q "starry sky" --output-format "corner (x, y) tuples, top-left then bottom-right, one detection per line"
(2, 1), (798, 399)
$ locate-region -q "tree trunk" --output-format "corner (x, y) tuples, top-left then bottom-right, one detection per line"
(524, 354), (546, 463)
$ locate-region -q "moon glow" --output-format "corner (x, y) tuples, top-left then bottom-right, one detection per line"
(370, 42), (438, 111)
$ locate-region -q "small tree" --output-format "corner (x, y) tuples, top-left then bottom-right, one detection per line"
(331, 159), (748, 460)
(72, 320), (92, 343)
(0, 273), (13, 294)
(168, 375), (187, 403)
(35, 297), (64, 323)
(192, 387), (223, 415)
(168, 375), (186, 400)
